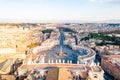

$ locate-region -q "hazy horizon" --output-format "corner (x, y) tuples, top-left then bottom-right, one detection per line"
(0, 0), (120, 22)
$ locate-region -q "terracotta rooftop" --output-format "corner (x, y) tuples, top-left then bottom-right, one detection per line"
(0, 75), (15, 80)
(80, 71), (88, 78)
(103, 55), (120, 70)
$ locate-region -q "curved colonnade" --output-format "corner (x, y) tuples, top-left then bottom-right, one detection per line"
(32, 38), (96, 65)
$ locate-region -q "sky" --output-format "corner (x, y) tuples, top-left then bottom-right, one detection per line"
(0, 0), (120, 22)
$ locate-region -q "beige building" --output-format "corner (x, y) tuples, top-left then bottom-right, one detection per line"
(87, 61), (104, 80)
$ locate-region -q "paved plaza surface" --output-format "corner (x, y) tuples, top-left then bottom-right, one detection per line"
(43, 31), (88, 64)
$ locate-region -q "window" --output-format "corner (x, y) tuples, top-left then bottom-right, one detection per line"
(94, 74), (97, 78)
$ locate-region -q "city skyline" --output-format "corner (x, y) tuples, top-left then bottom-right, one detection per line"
(0, 0), (120, 22)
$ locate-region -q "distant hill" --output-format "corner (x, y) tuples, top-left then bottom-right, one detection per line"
(0, 18), (120, 23)
(97, 19), (120, 23)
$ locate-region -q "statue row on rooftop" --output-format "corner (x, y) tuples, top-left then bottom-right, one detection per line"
(41, 59), (83, 64)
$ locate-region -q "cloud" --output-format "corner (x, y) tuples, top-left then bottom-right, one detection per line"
(89, 0), (111, 2)
(89, 0), (120, 3)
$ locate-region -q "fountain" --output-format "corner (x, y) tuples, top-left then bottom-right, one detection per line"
(57, 45), (67, 57)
